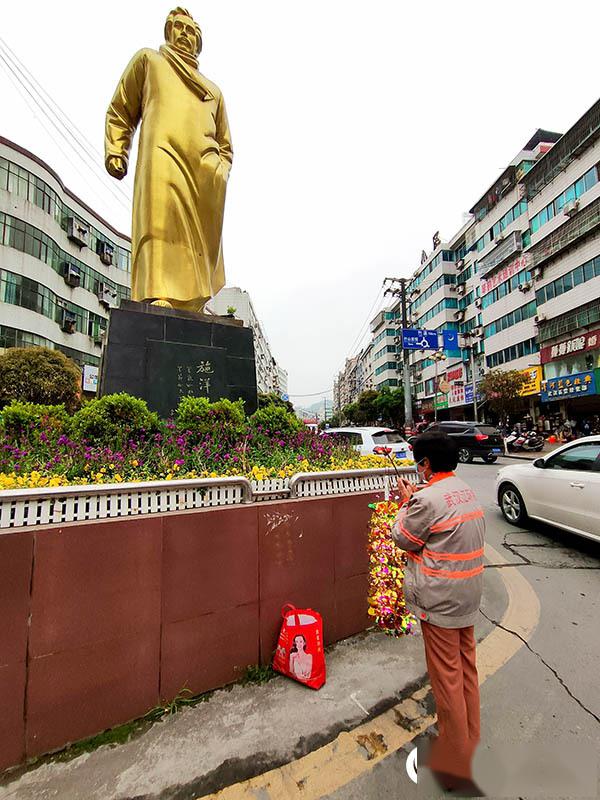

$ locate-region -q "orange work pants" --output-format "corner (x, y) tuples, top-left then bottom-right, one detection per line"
(421, 620), (480, 780)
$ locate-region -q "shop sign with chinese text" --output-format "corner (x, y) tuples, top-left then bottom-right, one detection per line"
(447, 364), (466, 407)
(540, 371), (596, 402)
(519, 366), (542, 396)
(540, 327), (600, 364)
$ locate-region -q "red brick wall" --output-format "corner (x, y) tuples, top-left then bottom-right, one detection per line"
(0, 491), (377, 769)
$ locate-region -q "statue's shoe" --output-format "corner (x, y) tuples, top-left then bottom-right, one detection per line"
(150, 299), (173, 308)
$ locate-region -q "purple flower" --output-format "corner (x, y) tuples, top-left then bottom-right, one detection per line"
(174, 459), (185, 467)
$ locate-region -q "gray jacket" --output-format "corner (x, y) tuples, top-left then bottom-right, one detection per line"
(391, 472), (485, 628)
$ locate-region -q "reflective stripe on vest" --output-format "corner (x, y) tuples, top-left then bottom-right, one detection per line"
(406, 550), (483, 580)
(429, 508), (485, 533)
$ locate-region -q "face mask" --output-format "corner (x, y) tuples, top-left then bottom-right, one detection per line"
(416, 458), (428, 479)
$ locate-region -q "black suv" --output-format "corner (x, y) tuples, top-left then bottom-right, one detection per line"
(426, 421), (504, 464)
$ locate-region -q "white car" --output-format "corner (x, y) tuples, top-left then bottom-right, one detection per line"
(323, 427), (413, 460)
(496, 435), (600, 543)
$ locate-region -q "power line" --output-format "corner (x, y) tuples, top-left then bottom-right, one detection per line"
(0, 39), (131, 213)
(288, 389), (333, 397)
(335, 283), (385, 377)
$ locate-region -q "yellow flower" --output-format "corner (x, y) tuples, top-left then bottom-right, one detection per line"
(114, 474), (123, 482)
(132, 459), (139, 467)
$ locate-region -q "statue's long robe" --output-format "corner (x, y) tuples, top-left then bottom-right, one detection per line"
(105, 47), (233, 311)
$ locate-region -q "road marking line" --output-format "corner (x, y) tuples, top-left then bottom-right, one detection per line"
(204, 542), (540, 800)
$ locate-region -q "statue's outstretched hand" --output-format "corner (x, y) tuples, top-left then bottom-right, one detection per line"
(106, 155), (127, 179)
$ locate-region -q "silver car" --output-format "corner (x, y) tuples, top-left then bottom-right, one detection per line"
(496, 436), (600, 543)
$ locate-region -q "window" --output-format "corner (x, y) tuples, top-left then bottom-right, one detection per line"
(0, 157), (131, 272)
(329, 431), (363, 446)
(545, 444), (600, 472)
(0, 213), (129, 304)
(372, 431), (406, 444)
(536, 254), (600, 306)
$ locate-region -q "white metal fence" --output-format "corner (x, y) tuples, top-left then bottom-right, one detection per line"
(0, 467), (417, 530)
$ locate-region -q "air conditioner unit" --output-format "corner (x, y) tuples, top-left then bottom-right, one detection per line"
(60, 310), (77, 334)
(456, 284), (466, 295)
(414, 371), (423, 381)
(62, 262), (81, 288)
(96, 240), (114, 266)
(98, 282), (118, 309)
(518, 282), (532, 292)
(472, 327), (483, 337)
(67, 216), (89, 248)
(456, 258), (465, 269)
(94, 326), (107, 346)
(475, 298), (482, 308)
(534, 314), (547, 325)
(564, 199), (580, 217)
(454, 310), (465, 321)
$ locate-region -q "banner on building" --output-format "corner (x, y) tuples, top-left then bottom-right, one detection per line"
(541, 371), (596, 402)
(540, 327), (600, 364)
(82, 365), (99, 393)
(519, 366), (542, 396)
(447, 364), (466, 407)
(480, 254), (529, 295)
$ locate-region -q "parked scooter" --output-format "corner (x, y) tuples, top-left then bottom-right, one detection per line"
(505, 429), (545, 452)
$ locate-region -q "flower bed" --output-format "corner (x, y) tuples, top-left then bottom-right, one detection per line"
(0, 397), (413, 490)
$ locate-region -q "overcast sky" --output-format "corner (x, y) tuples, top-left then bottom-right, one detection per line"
(2, 1), (600, 402)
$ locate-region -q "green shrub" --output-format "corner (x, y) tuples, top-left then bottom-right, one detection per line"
(70, 393), (160, 447)
(0, 347), (81, 411)
(0, 401), (69, 440)
(175, 396), (246, 442)
(250, 404), (302, 436)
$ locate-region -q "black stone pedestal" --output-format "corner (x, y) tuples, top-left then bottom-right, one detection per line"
(99, 300), (258, 417)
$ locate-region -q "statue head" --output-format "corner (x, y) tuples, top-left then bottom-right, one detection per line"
(164, 7), (202, 57)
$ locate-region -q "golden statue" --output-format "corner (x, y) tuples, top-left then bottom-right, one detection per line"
(105, 7), (233, 312)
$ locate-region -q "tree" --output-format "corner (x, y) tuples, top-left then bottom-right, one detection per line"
(0, 347), (81, 412)
(479, 369), (527, 423)
(257, 392), (295, 414)
(375, 387), (405, 427)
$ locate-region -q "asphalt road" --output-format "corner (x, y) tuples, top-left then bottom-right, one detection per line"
(325, 457), (600, 800)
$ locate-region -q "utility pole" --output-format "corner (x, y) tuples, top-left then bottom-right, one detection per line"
(459, 333), (479, 423)
(383, 277), (413, 429)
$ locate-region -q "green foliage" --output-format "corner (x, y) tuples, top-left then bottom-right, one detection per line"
(0, 347), (81, 411)
(341, 388), (406, 427)
(70, 393), (160, 447)
(258, 392), (295, 413)
(479, 369), (528, 420)
(327, 411), (343, 428)
(1, 401), (68, 441)
(250, 403), (302, 436)
(226, 305), (237, 315)
(241, 664), (277, 685)
(375, 387), (405, 427)
(175, 396), (247, 443)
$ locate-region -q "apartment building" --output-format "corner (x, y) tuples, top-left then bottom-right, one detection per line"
(207, 286), (287, 396)
(0, 136), (131, 389)
(339, 97), (600, 424)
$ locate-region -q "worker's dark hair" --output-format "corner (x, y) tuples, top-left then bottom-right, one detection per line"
(412, 431), (458, 472)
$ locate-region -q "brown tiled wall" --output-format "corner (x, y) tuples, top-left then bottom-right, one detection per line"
(0, 491), (376, 769)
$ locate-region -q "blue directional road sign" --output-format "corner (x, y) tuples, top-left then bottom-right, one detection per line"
(401, 329), (439, 350)
(442, 329), (459, 351)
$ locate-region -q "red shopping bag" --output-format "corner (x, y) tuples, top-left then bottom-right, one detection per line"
(272, 603), (326, 690)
